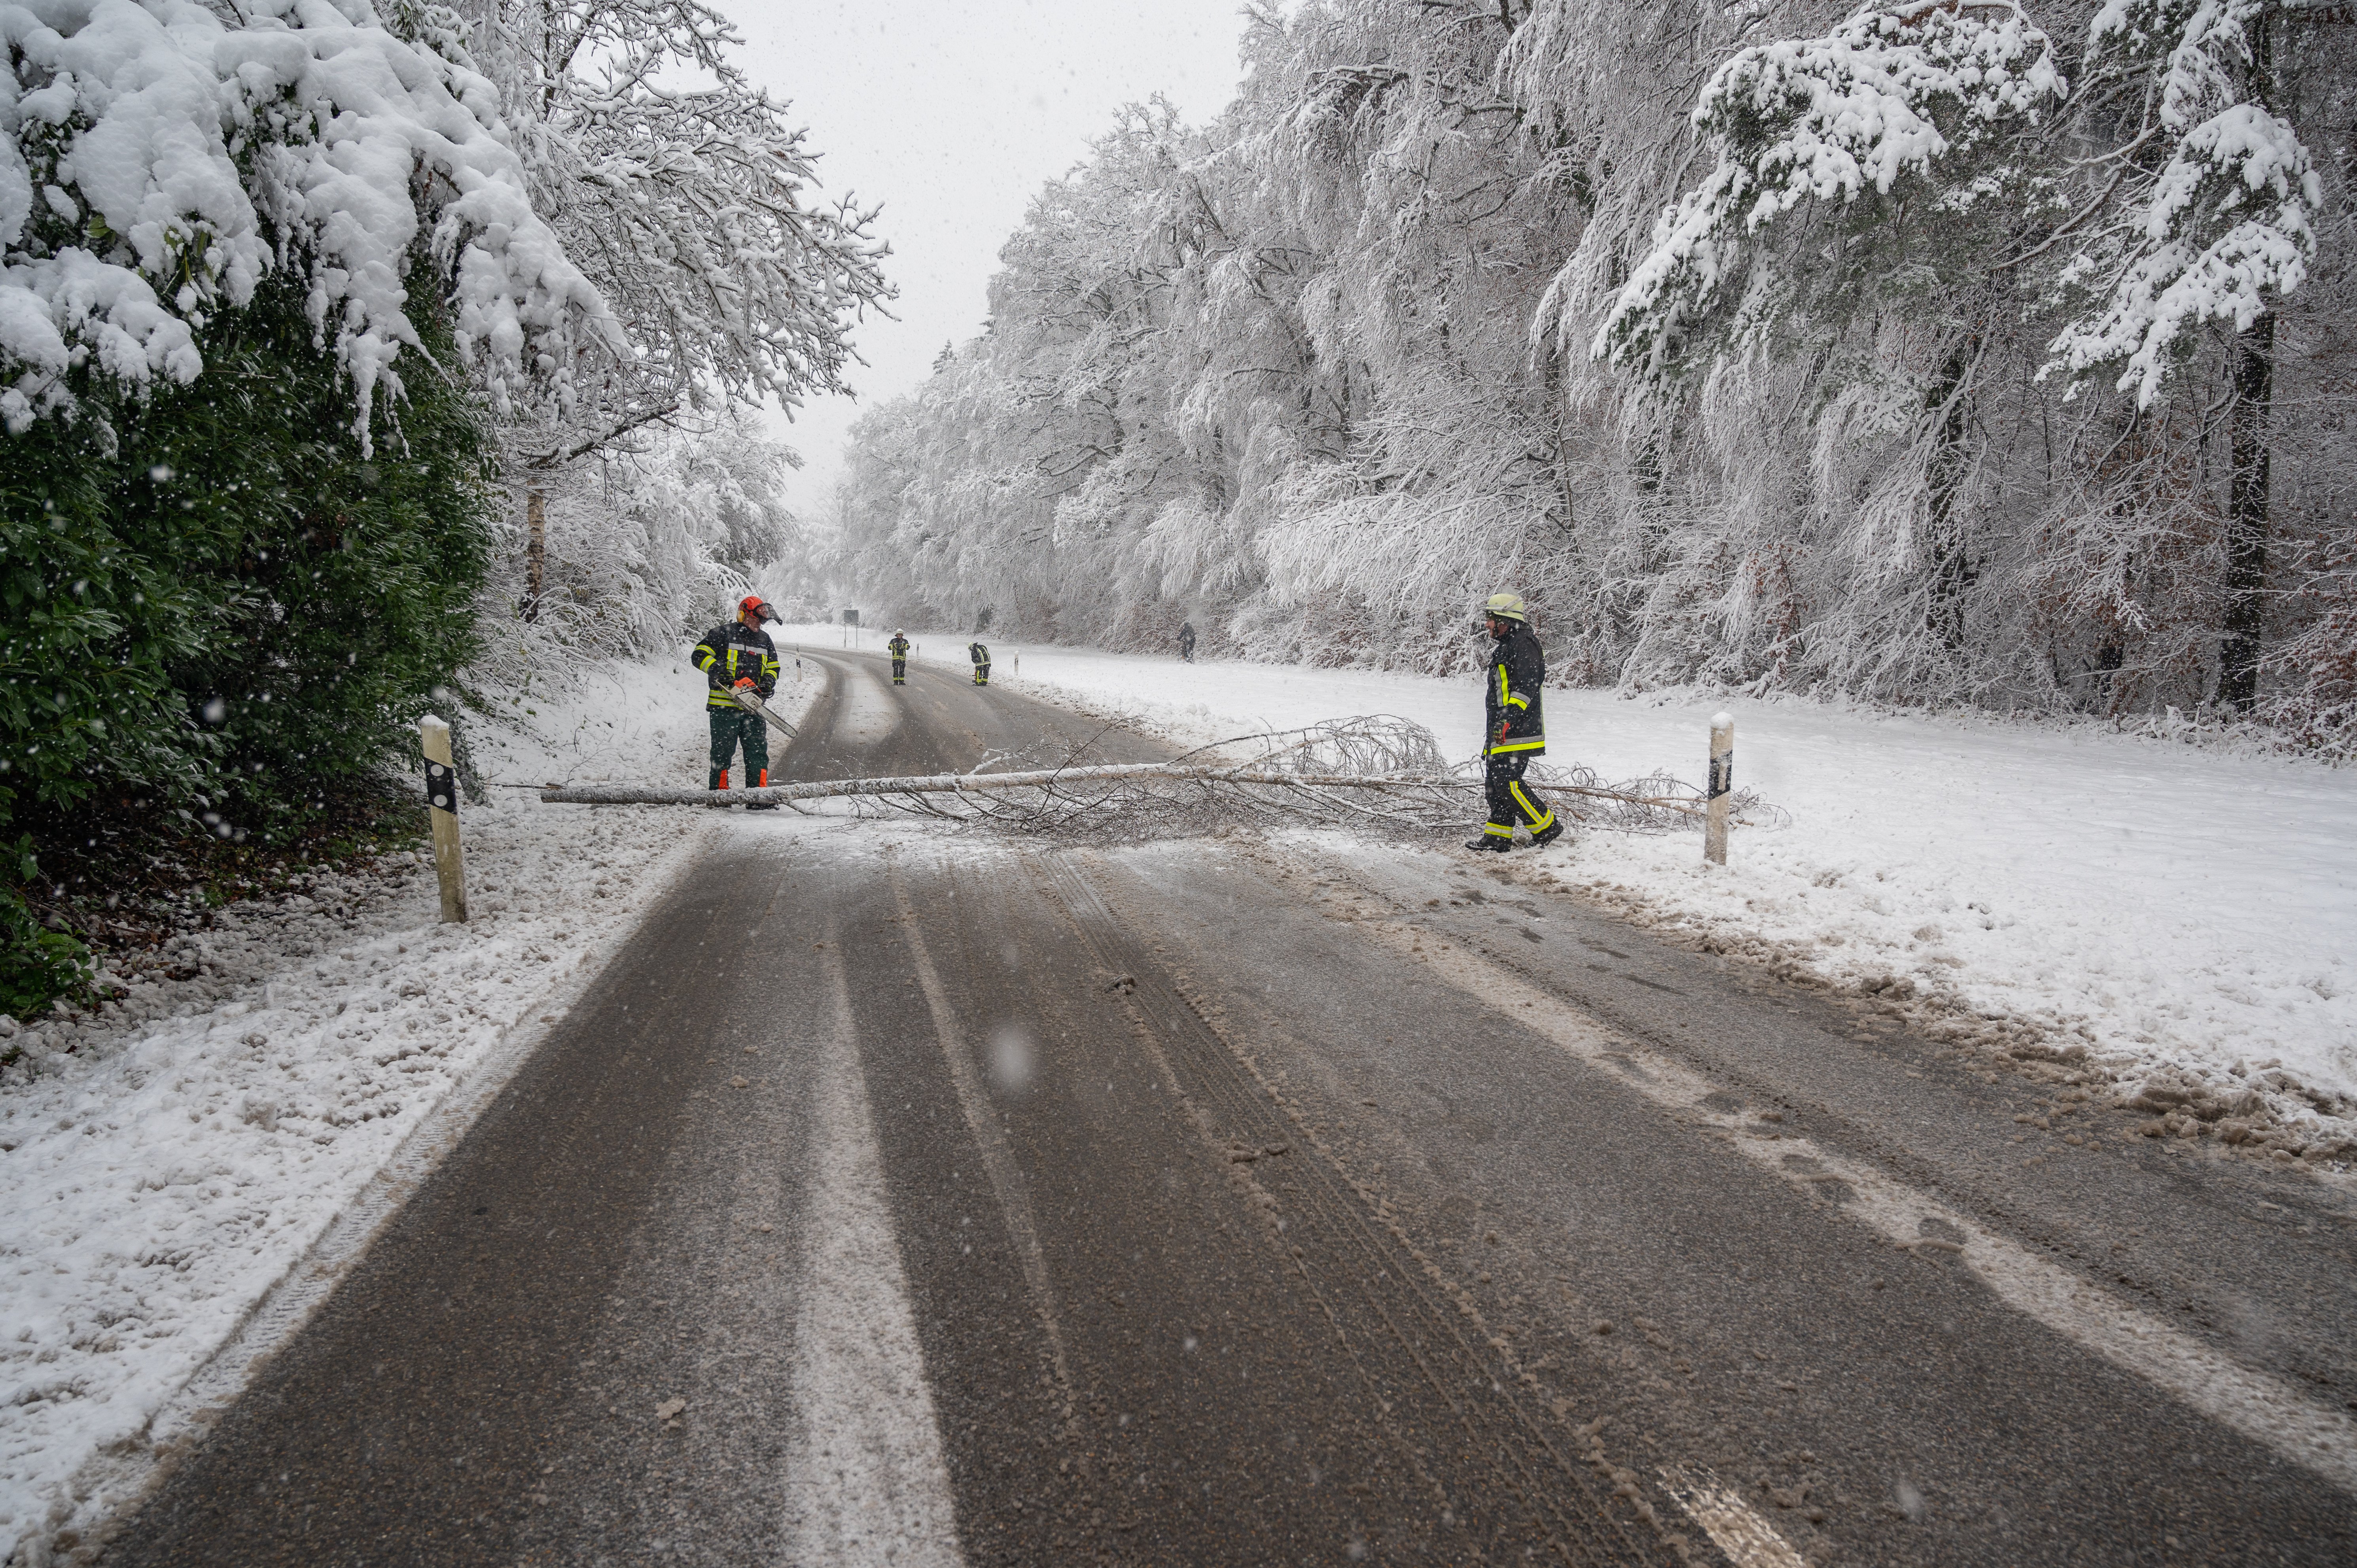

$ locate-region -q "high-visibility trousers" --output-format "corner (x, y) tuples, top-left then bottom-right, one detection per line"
(972, 663), (990, 686)
(708, 708), (769, 790)
(891, 657), (907, 684)
(1480, 753), (1553, 839)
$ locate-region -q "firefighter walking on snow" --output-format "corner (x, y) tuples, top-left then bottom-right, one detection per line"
(694, 596), (783, 796)
(969, 640), (991, 686)
(888, 629), (911, 685)
(1468, 593), (1562, 853)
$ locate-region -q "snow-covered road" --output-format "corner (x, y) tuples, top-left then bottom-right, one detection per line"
(94, 652), (2357, 1565)
(822, 628), (2357, 1124)
(10, 640), (2356, 1566)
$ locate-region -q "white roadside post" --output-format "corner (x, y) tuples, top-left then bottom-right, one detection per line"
(1705, 711), (1734, 866)
(420, 715), (468, 923)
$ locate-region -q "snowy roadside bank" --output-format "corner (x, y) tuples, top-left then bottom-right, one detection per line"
(0, 657), (808, 1561)
(825, 628), (2357, 1152)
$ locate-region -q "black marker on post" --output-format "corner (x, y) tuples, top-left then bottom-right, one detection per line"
(421, 715), (468, 922)
(1705, 712), (1733, 866)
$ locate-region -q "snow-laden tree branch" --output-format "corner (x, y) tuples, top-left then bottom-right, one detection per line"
(2044, 0), (2321, 405)
(475, 0), (894, 467)
(0, 0), (617, 444)
(1593, 0), (2064, 381)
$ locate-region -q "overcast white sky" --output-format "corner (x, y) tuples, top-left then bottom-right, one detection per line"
(725, 0), (1251, 522)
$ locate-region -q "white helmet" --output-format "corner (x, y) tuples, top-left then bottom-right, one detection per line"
(1482, 592), (1528, 623)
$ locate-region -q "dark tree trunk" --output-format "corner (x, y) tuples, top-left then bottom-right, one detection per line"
(1925, 334), (1980, 651)
(2219, 312), (2274, 709)
(523, 488), (546, 624)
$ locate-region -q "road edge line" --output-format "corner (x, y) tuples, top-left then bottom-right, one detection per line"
(1368, 919), (2357, 1497)
(1659, 1465), (1809, 1568)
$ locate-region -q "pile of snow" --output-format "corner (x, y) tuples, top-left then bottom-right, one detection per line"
(0, 655), (778, 1559)
(860, 631), (2357, 1134)
(0, 0), (613, 438)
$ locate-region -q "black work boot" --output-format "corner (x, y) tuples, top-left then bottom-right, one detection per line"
(1530, 822), (1565, 848)
(1464, 833), (1513, 853)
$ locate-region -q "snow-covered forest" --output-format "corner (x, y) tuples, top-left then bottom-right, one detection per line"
(827, 0), (2355, 747)
(0, 0), (886, 1007)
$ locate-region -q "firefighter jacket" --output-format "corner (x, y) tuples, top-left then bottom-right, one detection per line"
(969, 641), (990, 666)
(693, 621), (780, 710)
(1483, 624), (1545, 757)
(888, 635), (910, 657)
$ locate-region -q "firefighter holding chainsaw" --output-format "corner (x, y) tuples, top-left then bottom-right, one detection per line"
(693, 596), (783, 794)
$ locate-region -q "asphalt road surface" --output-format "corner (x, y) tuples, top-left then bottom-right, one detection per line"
(101, 648), (2357, 1566)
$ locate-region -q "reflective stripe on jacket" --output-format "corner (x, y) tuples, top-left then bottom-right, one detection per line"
(888, 636), (910, 656)
(1483, 626), (1545, 757)
(692, 622), (781, 709)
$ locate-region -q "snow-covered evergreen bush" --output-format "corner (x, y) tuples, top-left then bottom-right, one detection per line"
(0, 0), (612, 444)
(0, 265), (497, 897)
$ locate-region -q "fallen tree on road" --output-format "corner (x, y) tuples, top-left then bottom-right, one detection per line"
(538, 717), (1784, 840)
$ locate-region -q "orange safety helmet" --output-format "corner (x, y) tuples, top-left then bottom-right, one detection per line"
(739, 595), (779, 624)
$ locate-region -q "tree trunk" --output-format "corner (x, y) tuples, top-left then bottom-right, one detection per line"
(2219, 312), (2273, 709)
(523, 488), (546, 623)
(1925, 333), (1980, 652)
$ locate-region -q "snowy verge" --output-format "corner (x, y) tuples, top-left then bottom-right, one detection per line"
(843, 631), (2357, 1156)
(0, 656), (800, 1562)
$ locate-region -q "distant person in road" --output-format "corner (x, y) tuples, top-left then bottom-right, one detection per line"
(969, 640), (991, 687)
(1467, 592), (1561, 854)
(888, 628), (911, 685)
(693, 595), (782, 796)
(1179, 621), (1196, 663)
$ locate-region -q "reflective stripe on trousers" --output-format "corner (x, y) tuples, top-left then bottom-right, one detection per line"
(1483, 753), (1552, 834)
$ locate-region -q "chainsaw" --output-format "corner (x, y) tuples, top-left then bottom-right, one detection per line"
(731, 685), (800, 740)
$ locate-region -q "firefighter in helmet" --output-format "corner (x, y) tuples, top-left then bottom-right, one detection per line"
(888, 628), (911, 685)
(1468, 593), (1562, 853)
(969, 639), (991, 687)
(693, 596), (782, 796)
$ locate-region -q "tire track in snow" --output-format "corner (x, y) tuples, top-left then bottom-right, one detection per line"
(1030, 850), (1675, 1566)
(886, 861), (1079, 1432)
(778, 929), (964, 1566)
